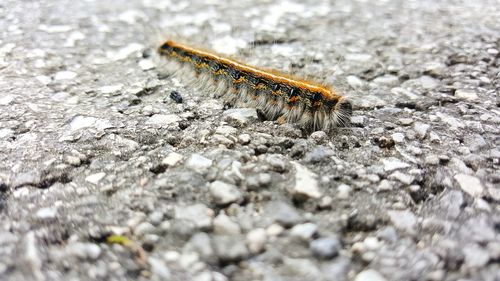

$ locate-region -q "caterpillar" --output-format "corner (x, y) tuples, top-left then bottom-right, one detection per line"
(156, 40), (352, 132)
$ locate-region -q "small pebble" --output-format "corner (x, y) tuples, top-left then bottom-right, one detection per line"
(139, 59), (155, 70)
(146, 114), (180, 126)
(420, 75), (439, 89)
(318, 196), (333, 209)
(388, 171), (415, 185)
(283, 257), (321, 277)
(64, 155), (81, 166)
(310, 131), (328, 143)
(377, 180), (393, 191)
(170, 90), (183, 103)
(413, 122), (430, 139)
(424, 155), (440, 165)
(347, 75), (364, 87)
(391, 132), (405, 143)
(373, 75), (398, 85)
(310, 237), (341, 259)
(463, 243), (490, 268)
(455, 89), (478, 101)
(223, 108), (258, 125)
(99, 84), (123, 94)
(266, 201), (302, 227)
(424, 61), (445, 77)
(148, 257), (171, 279)
(291, 162), (322, 200)
(238, 134), (251, 144)
(213, 212), (241, 235)
(382, 158), (410, 172)
(266, 224), (285, 237)
(266, 154), (287, 172)
(304, 146), (334, 163)
(54, 71), (77, 80)
(183, 233), (214, 261)
(398, 118), (414, 126)
(174, 204), (214, 230)
(134, 222), (155, 236)
(337, 184), (351, 199)
(209, 180), (243, 206)
(85, 172), (106, 185)
(454, 174), (484, 198)
(246, 228), (267, 254)
(350, 116), (366, 127)
(354, 269), (387, 281)
(162, 152), (183, 166)
(212, 235), (249, 263)
(185, 154), (212, 173)
(66, 242), (102, 260)
(36, 207), (58, 220)
(0, 95), (15, 105)
(388, 210), (417, 235)
(290, 223), (318, 241)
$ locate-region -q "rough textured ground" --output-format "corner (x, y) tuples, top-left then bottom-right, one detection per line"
(1, 0), (499, 280)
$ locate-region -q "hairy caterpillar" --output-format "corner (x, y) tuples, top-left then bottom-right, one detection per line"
(157, 40), (352, 131)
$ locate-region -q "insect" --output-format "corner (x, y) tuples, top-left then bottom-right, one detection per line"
(157, 40), (352, 131)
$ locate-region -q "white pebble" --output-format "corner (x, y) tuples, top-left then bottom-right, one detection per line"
(454, 174), (484, 198)
(54, 71), (77, 80)
(108, 43), (144, 61)
(455, 89), (478, 101)
(391, 132), (405, 143)
(209, 181), (243, 206)
(146, 114), (180, 127)
(337, 184), (351, 199)
(99, 84), (123, 94)
(162, 152), (183, 166)
(290, 223), (318, 241)
(139, 59), (155, 70)
(0, 95), (15, 105)
(354, 269), (387, 281)
(185, 154), (212, 173)
(36, 207), (58, 220)
(85, 172), (106, 185)
(382, 158), (410, 172)
(246, 228), (267, 254)
(347, 75), (364, 88)
(291, 162), (322, 199)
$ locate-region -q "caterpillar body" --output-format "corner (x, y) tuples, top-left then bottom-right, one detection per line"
(157, 40), (352, 131)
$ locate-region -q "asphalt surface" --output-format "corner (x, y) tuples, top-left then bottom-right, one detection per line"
(0, 0), (499, 280)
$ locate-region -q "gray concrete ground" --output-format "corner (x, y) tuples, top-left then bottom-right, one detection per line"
(0, 0), (499, 280)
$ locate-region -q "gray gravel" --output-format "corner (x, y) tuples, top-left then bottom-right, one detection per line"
(1, 0), (499, 280)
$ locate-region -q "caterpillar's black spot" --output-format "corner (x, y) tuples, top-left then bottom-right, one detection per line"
(288, 87), (300, 98)
(160, 43), (171, 51)
(245, 74), (259, 86)
(218, 64), (230, 73)
(257, 79), (268, 88)
(200, 57), (211, 65)
(336, 99), (352, 126)
(271, 83), (280, 91)
(254, 89), (264, 96)
(310, 92), (322, 102)
(227, 68), (240, 80)
(280, 85), (291, 95)
(324, 99), (338, 108)
(337, 99), (352, 115)
(171, 47), (183, 56)
(188, 54), (202, 64)
(210, 61), (220, 71)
